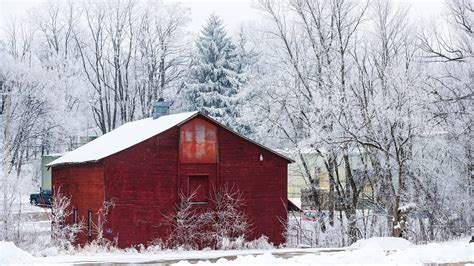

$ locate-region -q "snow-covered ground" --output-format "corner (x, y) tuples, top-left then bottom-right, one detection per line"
(1, 237), (472, 265)
(0, 195), (51, 215)
(1, 195), (52, 235)
(1, 202), (473, 265)
(180, 238), (474, 265)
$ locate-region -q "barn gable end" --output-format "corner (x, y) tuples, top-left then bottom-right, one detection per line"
(217, 125), (288, 244)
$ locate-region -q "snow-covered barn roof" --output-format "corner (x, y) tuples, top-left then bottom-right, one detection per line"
(48, 111), (293, 167)
(48, 112), (198, 167)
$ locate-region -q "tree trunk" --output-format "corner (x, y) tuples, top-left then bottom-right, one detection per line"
(328, 157), (336, 226)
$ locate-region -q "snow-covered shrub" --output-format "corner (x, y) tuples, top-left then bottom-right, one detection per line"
(33, 245), (62, 257)
(89, 199), (116, 248)
(163, 191), (208, 250)
(144, 243), (164, 253)
(284, 209), (396, 248)
(206, 184), (251, 249)
(50, 188), (84, 251)
(215, 235), (274, 250)
(162, 185), (253, 250)
(244, 235), (274, 250)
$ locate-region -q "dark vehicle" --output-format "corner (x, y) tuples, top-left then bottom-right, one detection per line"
(29, 190), (52, 207)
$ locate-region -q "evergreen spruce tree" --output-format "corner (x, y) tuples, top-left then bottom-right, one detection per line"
(184, 14), (241, 129)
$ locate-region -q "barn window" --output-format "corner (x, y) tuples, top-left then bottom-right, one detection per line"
(188, 175), (209, 204)
(87, 208), (92, 241)
(73, 208), (78, 224)
(180, 118), (218, 164)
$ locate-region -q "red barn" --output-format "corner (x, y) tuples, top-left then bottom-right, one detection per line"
(49, 111), (293, 248)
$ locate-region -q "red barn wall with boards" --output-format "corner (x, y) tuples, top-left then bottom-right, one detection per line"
(51, 113), (291, 248)
(218, 127), (288, 244)
(102, 127), (180, 247)
(51, 163), (105, 245)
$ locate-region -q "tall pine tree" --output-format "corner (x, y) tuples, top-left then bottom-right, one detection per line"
(184, 14), (241, 129)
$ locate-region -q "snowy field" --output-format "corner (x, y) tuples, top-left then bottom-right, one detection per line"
(1, 237), (472, 265)
(0, 195), (51, 235)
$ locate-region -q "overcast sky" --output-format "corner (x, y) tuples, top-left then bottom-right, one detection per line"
(0, 0), (446, 36)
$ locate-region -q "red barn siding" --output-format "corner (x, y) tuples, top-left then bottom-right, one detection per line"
(52, 114), (289, 248)
(103, 127), (179, 248)
(52, 163), (105, 245)
(217, 127), (288, 245)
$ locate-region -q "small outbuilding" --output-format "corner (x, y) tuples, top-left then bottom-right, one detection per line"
(49, 110), (293, 248)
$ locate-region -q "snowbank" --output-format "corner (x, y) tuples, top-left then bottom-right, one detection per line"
(10, 237), (471, 265)
(0, 241), (34, 265)
(350, 237), (413, 251)
(390, 241), (474, 264)
(175, 238), (473, 265)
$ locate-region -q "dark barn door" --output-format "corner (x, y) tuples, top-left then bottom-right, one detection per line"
(188, 175), (209, 204)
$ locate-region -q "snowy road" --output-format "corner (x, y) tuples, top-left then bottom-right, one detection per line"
(32, 247), (347, 265)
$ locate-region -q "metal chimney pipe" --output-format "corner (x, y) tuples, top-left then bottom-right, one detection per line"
(152, 98), (170, 119)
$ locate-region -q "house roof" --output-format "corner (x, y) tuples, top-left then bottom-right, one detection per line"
(76, 126), (102, 138)
(48, 111), (293, 167)
(288, 199), (302, 212)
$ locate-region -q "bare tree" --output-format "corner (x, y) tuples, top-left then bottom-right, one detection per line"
(0, 56), (50, 241)
(3, 18), (35, 63)
(136, 2), (190, 117)
(256, 0), (368, 244)
(343, 0), (421, 238)
(420, 0), (472, 63)
(419, 0), (473, 237)
(73, 0), (116, 133)
(73, 0), (139, 133)
(72, 0), (189, 133)
(32, 0), (80, 64)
